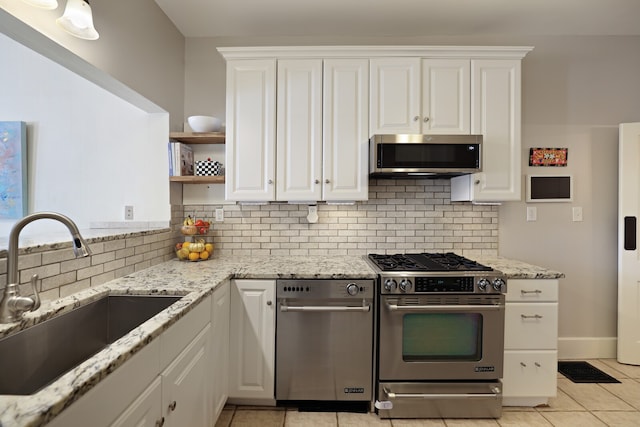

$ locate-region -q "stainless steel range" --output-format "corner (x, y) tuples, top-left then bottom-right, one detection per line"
(367, 252), (507, 419)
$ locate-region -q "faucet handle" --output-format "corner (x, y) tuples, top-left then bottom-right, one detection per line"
(28, 274), (41, 312)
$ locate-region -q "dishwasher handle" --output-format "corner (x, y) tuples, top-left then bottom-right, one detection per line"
(279, 302), (370, 313)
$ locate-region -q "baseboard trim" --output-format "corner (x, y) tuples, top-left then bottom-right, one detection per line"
(558, 337), (617, 359)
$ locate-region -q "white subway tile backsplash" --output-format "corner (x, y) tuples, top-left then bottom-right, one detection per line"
(181, 179), (498, 257)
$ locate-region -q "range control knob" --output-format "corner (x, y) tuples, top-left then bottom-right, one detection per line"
(384, 279), (398, 292)
(346, 283), (359, 296)
(492, 278), (506, 292)
(477, 278), (491, 292)
(399, 279), (413, 293)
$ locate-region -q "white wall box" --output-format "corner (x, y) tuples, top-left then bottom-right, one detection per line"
(503, 279), (559, 406)
(48, 295), (214, 427)
(228, 279), (276, 403)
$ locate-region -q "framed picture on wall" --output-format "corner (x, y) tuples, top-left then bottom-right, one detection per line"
(0, 121), (28, 219)
(529, 147), (568, 166)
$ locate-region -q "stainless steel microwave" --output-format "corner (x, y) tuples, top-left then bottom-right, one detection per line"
(369, 134), (482, 178)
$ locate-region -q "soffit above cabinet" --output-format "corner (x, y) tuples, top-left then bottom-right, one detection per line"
(217, 46), (534, 61)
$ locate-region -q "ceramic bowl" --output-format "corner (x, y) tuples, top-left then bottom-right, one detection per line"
(187, 115), (221, 132)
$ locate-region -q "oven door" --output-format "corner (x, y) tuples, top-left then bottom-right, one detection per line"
(378, 294), (504, 381)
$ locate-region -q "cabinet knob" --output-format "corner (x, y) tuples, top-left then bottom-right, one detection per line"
(315, 179), (320, 184)
(156, 417), (165, 427)
(423, 117), (430, 123)
(168, 401), (177, 411)
(474, 180), (480, 185)
(413, 116), (420, 122)
(325, 179), (330, 184)
(520, 362), (527, 367)
(267, 300), (272, 306)
(268, 179), (273, 185)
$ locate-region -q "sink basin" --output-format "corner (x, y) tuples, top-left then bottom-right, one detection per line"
(0, 294), (181, 395)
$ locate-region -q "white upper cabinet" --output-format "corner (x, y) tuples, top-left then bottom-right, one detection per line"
(276, 59), (323, 201)
(225, 59), (276, 202)
(451, 59), (522, 202)
(219, 46), (531, 203)
(422, 59), (471, 134)
(370, 58), (421, 134)
(370, 58), (470, 136)
(323, 58), (370, 201)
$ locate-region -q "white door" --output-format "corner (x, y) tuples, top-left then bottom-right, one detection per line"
(225, 59), (276, 201)
(369, 58), (420, 135)
(323, 58), (369, 202)
(618, 122), (640, 365)
(276, 59), (323, 201)
(228, 280), (276, 400)
(421, 59), (470, 134)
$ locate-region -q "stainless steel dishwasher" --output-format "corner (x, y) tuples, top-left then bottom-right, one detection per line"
(276, 279), (374, 406)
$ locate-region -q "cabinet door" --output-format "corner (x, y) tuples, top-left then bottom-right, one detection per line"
(110, 377), (162, 427)
(323, 59), (369, 201)
(421, 59), (470, 134)
(276, 59), (323, 201)
(162, 324), (213, 427)
(469, 59), (522, 201)
(211, 282), (230, 419)
(369, 58), (421, 135)
(225, 59), (276, 201)
(228, 280), (276, 400)
(503, 350), (557, 398)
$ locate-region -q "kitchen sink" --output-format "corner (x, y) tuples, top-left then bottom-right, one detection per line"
(0, 294), (181, 395)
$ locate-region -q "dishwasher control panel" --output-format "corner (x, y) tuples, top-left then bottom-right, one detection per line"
(276, 279), (374, 299)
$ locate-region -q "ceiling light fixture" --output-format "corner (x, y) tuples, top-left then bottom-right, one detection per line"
(56, 0), (99, 40)
(20, 0), (58, 10)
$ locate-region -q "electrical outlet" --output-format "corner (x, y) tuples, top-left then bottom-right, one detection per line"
(526, 206), (537, 222)
(572, 206), (583, 222)
(124, 205), (134, 220)
(215, 208), (224, 222)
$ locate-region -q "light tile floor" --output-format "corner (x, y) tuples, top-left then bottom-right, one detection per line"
(216, 359), (640, 427)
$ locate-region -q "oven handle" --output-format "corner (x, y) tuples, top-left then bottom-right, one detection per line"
(386, 303), (502, 312)
(279, 303), (371, 313)
(383, 387), (501, 400)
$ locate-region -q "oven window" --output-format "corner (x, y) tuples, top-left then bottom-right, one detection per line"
(402, 313), (482, 361)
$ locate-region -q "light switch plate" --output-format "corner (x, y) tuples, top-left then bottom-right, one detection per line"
(572, 206), (583, 222)
(215, 208), (224, 222)
(526, 206), (537, 222)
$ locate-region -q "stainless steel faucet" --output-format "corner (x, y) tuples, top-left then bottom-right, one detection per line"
(0, 212), (92, 323)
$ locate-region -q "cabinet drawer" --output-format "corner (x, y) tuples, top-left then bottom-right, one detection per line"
(505, 303), (558, 349)
(503, 351), (557, 398)
(506, 279), (558, 302)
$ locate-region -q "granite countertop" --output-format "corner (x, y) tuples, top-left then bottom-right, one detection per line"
(0, 254), (561, 427)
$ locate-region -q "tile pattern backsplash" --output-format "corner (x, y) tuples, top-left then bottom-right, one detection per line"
(0, 180), (498, 304)
(182, 179), (499, 258)
(0, 229), (176, 303)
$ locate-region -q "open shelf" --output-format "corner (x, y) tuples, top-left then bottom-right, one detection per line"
(170, 176), (225, 184)
(169, 132), (225, 144)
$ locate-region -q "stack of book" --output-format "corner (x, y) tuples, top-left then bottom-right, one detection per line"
(168, 141), (194, 176)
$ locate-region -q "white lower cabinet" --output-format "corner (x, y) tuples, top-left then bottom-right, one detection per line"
(161, 324), (213, 427)
(503, 279), (559, 406)
(228, 279), (276, 402)
(211, 281), (230, 418)
(48, 295), (214, 427)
